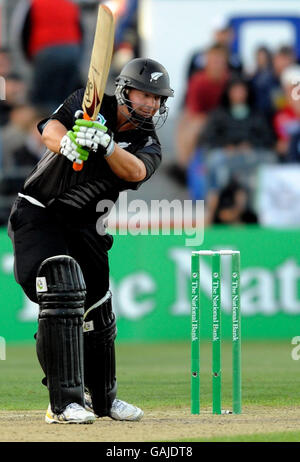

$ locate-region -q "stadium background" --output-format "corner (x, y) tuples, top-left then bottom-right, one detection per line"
(0, 0), (300, 345)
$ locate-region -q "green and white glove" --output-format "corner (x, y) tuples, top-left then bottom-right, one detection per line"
(73, 119), (115, 157)
(60, 130), (90, 165)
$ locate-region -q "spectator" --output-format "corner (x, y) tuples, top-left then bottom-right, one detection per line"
(113, 0), (140, 70)
(0, 48), (13, 78)
(270, 45), (296, 112)
(273, 64), (300, 160)
(200, 77), (276, 223)
(109, 0), (140, 94)
(12, 0), (83, 112)
(212, 179), (258, 225)
(201, 77), (274, 150)
(0, 104), (38, 170)
(12, 113), (46, 170)
(0, 106), (44, 225)
(249, 45), (274, 121)
(255, 45), (273, 71)
(249, 45), (296, 125)
(0, 73), (27, 127)
(170, 43), (230, 185)
(186, 16), (242, 81)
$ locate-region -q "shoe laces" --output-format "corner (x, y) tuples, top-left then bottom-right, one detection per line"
(66, 403), (83, 411)
(112, 399), (126, 411)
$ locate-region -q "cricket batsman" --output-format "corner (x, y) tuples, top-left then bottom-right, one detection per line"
(8, 58), (174, 424)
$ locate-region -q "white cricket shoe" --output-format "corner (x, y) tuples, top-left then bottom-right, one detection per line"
(45, 402), (95, 424)
(109, 399), (144, 421)
(84, 391), (143, 421)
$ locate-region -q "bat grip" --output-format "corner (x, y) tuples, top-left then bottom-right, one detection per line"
(72, 112), (91, 171)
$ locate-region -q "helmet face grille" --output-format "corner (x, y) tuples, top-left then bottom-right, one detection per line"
(116, 89), (169, 132)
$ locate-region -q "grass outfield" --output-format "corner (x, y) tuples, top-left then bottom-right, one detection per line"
(180, 431), (300, 442)
(0, 340), (300, 442)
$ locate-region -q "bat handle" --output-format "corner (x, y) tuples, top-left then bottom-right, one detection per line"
(73, 162), (83, 171)
(72, 112), (91, 171)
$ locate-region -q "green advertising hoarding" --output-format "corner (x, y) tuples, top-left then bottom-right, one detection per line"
(1, 225), (300, 343)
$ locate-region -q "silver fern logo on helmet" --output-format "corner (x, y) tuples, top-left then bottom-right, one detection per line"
(150, 72), (164, 82)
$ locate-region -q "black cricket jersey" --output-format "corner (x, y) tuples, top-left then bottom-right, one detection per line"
(22, 89), (162, 222)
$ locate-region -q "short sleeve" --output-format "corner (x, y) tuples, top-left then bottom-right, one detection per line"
(133, 135), (161, 180)
(118, 135), (162, 191)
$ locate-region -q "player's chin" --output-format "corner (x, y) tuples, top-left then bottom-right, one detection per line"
(138, 111), (153, 119)
(134, 107), (156, 118)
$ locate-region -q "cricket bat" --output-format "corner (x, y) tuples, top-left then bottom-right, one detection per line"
(73, 4), (115, 171)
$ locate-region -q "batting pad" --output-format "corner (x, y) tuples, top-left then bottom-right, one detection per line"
(83, 291), (117, 417)
(35, 255), (86, 414)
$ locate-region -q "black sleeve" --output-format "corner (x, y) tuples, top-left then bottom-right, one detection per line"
(134, 150), (161, 181)
(130, 143), (161, 191)
(37, 88), (85, 134)
(119, 135), (162, 191)
(134, 134), (161, 178)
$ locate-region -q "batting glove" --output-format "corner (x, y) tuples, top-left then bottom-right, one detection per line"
(73, 119), (115, 158)
(59, 130), (90, 165)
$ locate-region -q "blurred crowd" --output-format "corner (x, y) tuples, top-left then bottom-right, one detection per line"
(0, 0), (139, 225)
(169, 19), (300, 226)
(0, 2), (300, 229)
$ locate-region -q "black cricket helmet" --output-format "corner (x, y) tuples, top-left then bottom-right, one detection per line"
(115, 58), (174, 130)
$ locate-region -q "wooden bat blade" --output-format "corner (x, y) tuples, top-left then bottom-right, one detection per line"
(73, 4), (115, 171)
(82, 4), (115, 120)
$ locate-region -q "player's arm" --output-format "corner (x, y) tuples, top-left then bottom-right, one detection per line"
(40, 90), (80, 152)
(39, 89), (90, 163)
(73, 118), (148, 181)
(42, 118), (147, 180)
(104, 144), (147, 182)
(42, 118), (90, 164)
(42, 120), (67, 153)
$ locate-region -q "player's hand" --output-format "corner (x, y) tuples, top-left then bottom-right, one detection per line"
(59, 131), (90, 165)
(73, 119), (115, 157)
